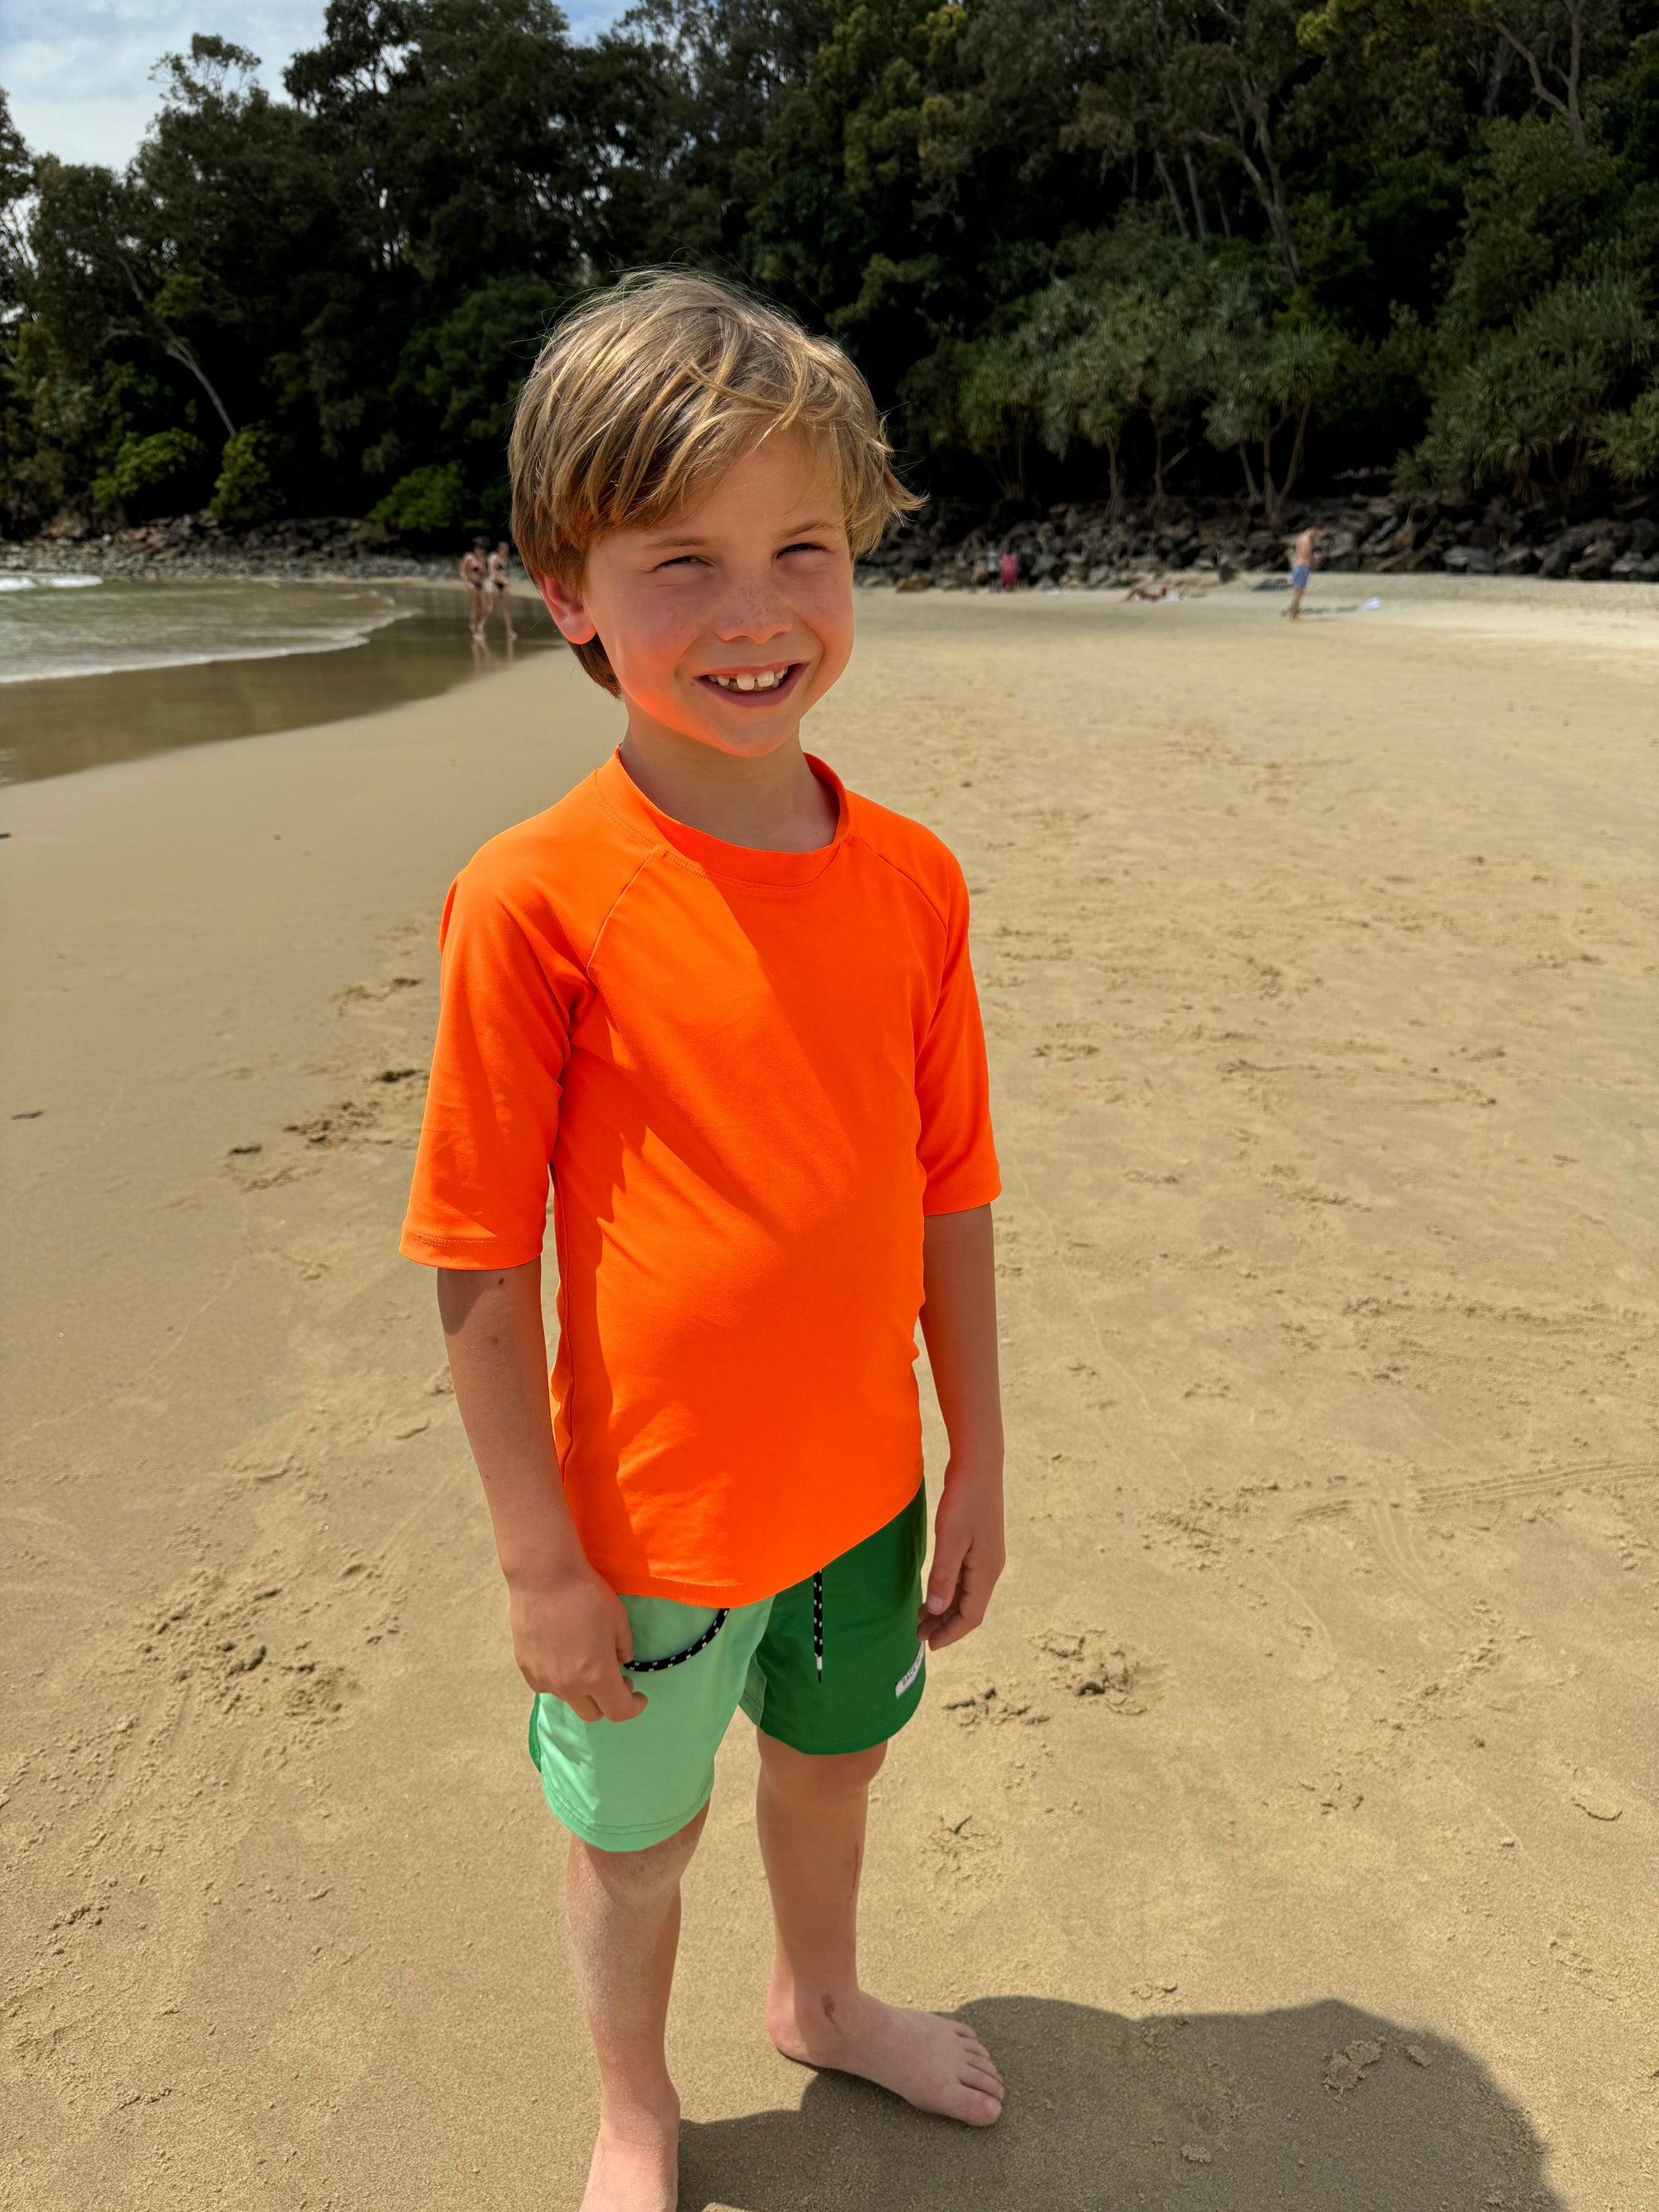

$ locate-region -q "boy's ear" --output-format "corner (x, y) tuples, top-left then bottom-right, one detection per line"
(535, 570), (599, 646)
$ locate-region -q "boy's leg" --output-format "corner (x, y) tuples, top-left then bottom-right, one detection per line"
(756, 1731), (1004, 2125)
(566, 1806), (707, 2212)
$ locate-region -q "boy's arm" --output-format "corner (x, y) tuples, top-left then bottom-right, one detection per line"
(917, 1203), (1005, 1650)
(437, 1262), (646, 1723)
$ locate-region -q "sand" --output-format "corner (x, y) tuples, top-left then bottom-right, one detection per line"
(3, 577), (1654, 2209)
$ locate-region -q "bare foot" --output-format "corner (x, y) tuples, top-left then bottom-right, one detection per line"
(580, 2098), (679, 2212)
(767, 1986), (1005, 2125)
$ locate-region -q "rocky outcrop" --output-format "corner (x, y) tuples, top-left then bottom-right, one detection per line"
(1, 511), (455, 583)
(854, 490), (1659, 589)
(7, 489), (1658, 589)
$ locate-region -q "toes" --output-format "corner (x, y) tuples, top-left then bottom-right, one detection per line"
(956, 2084), (1004, 2127)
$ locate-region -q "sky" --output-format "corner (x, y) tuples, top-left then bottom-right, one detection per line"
(1, 0), (625, 168)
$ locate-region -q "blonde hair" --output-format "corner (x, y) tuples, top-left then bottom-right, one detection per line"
(508, 269), (918, 692)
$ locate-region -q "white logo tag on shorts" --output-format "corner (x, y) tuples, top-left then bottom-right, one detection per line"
(894, 1646), (924, 1698)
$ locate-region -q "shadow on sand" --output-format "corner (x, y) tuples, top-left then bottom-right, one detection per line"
(681, 1995), (1559, 2210)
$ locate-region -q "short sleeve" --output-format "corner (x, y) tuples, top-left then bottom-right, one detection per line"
(915, 858), (1000, 1214)
(399, 868), (582, 1268)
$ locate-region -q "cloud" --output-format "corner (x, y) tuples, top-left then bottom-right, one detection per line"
(2, 0), (627, 168)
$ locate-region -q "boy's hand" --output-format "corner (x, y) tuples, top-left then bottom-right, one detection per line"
(507, 1560), (649, 1723)
(919, 1464), (1005, 1651)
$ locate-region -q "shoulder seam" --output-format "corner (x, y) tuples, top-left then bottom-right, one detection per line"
(849, 833), (952, 932)
(586, 847), (663, 970)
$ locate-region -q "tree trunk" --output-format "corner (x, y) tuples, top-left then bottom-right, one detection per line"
(1482, 36), (1511, 118)
(1238, 444), (1261, 508)
(1491, 0), (1588, 158)
(1183, 152), (1209, 240)
(117, 256), (238, 440)
(1280, 400), (1313, 509)
(1261, 414), (1283, 523)
(162, 338), (239, 443)
(1200, 95), (1303, 284)
(1154, 151), (1190, 238)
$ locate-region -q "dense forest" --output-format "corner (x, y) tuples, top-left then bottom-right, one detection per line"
(2, 0), (1657, 542)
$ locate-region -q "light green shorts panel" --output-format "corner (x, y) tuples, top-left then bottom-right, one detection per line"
(529, 1592), (772, 1852)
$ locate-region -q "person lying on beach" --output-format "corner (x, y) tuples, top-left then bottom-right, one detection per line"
(401, 270), (1007, 2212)
(486, 540), (515, 639)
(1289, 525), (1318, 620)
(459, 537), (489, 638)
(1126, 580), (1173, 600)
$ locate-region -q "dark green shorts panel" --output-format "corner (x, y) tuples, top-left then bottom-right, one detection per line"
(740, 1484), (927, 1755)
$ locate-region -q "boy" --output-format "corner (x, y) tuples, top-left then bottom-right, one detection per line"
(401, 271), (1006, 2212)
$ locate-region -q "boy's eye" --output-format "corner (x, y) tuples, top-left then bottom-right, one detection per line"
(780, 539), (831, 557)
(652, 554), (706, 571)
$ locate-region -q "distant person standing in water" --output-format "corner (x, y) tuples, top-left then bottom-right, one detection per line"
(1288, 525), (1318, 620)
(487, 541), (516, 642)
(460, 538), (489, 639)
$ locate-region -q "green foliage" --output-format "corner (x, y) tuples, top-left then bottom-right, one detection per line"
(211, 425), (280, 526)
(1448, 117), (1621, 335)
(90, 428), (206, 515)
(368, 461), (473, 538)
(1596, 383), (1659, 480)
(1, 0), (1655, 529)
(1404, 273), (1652, 498)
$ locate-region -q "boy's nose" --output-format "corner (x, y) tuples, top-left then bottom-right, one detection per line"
(712, 581), (791, 643)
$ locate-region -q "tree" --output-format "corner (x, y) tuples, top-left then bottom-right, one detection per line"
(1404, 270), (1652, 499)
(1200, 282), (1337, 513)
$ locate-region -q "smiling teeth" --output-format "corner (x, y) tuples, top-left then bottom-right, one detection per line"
(711, 668), (788, 691)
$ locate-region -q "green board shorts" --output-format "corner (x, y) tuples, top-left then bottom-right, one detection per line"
(529, 1485), (928, 1852)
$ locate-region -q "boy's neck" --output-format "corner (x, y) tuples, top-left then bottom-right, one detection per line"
(617, 722), (838, 854)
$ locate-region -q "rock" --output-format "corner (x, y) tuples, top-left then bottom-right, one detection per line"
(1611, 552), (1659, 581)
(894, 573), (934, 593)
(1443, 546), (1497, 575)
(1498, 544), (1538, 575)
(1570, 545), (1616, 581)
(1535, 540), (1574, 579)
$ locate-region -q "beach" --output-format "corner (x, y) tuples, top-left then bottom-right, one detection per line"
(3, 578), (1655, 2207)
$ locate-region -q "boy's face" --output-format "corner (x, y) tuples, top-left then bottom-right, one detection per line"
(538, 431), (855, 759)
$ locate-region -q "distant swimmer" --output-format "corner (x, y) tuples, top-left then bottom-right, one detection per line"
(460, 537), (489, 639)
(1288, 525), (1318, 620)
(486, 541), (515, 643)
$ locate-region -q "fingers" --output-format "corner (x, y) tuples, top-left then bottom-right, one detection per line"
(591, 1662), (649, 1724)
(924, 1524), (969, 1622)
(924, 1553), (998, 1650)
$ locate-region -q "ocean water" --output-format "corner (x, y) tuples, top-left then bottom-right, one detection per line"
(0, 574), (409, 684)
(0, 576), (562, 783)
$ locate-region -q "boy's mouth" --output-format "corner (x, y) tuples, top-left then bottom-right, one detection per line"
(698, 662), (803, 703)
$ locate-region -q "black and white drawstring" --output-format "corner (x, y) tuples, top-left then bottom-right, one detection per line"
(621, 1571), (826, 1683)
(625, 1609), (728, 1674)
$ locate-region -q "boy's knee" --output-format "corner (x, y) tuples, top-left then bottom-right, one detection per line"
(575, 1803), (707, 1891)
(758, 1731), (888, 1793)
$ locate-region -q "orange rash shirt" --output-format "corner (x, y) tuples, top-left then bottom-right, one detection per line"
(400, 751), (1000, 1605)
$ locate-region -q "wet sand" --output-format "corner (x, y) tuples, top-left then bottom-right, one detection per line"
(2, 580), (1654, 2207)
